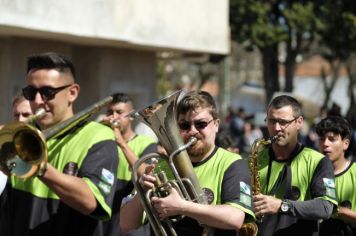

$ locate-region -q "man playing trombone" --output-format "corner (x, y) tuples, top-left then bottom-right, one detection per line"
(0, 52), (119, 236)
(120, 90), (255, 236)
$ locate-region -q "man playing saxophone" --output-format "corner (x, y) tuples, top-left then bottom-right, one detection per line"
(253, 95), (337, 236)
(0, 52), (118, 236)
(120, 90), (255, 236)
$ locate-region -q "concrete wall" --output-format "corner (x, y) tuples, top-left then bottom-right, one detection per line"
(0, 36), (156, 122)
(0, 0), (229, 54)
(0, 0), (229, 122)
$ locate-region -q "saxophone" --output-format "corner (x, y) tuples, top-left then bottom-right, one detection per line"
(239, 136), (277, 236)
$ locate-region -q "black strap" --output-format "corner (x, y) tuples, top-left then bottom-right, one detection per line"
(265, 144), (303, 198)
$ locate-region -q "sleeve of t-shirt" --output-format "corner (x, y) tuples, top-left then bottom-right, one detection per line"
(310, 156), (337, 204)
(221, 158), (255, 219)
(79, 139), (119, 220)
(140, 143), (157, 157)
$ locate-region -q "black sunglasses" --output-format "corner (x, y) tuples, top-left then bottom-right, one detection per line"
(178, 119), (215, 131)
(22, 84), (72, 101)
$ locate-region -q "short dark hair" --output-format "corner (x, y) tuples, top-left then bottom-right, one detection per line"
(268, 95), (302, 118)
(316, 116), (352, 140)
(111, 92), (133, 105)
(177, 90), (218, 119)
(27, 52), (76, 79)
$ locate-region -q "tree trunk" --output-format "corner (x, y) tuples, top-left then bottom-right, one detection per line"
(262, 45), (280, 105)
(284, 32), (302, 92)
(346, 56), (356, 118)
(284, 60), (296, 92)
(322, 59), (341, 108)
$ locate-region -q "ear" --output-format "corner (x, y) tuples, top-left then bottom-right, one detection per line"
(214, 118), (220, 132)
(343, 138), (350, 151)
(68, 83), (80, 103)
(296, 116), (304, 130)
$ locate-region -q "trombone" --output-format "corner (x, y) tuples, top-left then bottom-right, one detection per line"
(0, 96), (113, 178)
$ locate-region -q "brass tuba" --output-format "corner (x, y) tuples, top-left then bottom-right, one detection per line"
(0, 96), (113, 178)
(130, 90), (209, 236)
(239, 136), (277, 236)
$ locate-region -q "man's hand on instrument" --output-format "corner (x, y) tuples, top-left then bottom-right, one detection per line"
(253, 194), (282, 217)
(113, 125), (125, 147)
(139, 164), (156, 191)
(151, 188), (186, 219)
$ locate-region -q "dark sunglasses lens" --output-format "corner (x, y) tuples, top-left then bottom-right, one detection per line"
(194, 121), (208, 130)
(178, 122), (191, 130)
(40, 88), (56, 100)
(22, 86), (37, 100)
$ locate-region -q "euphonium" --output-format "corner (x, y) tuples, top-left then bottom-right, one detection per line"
(130, 90), (209, 236)
(0, 96), (113, 178)
(239, 136), (277, 236)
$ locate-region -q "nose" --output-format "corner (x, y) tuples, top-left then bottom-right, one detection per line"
(320, 139), (330, 147)
(33, 91), (45, 105)
(271, 122), (283, 131)
(187, 124), (199, 134)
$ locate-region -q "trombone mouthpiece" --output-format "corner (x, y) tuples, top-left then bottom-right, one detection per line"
(26, 108), (46, 124)
(35, 108), (46, 118)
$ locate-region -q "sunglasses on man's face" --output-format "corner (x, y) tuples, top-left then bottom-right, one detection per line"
(22, 84), (72, 101)
(178, 119), (215, 131)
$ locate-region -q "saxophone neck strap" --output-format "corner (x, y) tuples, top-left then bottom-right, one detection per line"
(266, 143), (303, 197)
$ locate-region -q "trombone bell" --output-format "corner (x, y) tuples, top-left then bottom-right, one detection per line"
(0, 122), (46, 178)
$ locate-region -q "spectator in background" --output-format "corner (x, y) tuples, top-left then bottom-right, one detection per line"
(12, 93), (34, 122)
(328, 103), (342, 117)
(238, 120), (263, 156)
(215, 127), (239, 153)
(304, 105), (329, 151)
(229, 107), (246, 149)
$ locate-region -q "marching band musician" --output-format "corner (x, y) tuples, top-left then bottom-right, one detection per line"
(101, 92), (157, 236)
(316, 116), (356, 235)
(0, 52), (118, 236)
(120, 90), (255, 236)
(12, 93), (34, 122)
(253, 95), (337, 236)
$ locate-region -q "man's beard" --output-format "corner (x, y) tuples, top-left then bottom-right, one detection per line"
(187, 139), (212, 159)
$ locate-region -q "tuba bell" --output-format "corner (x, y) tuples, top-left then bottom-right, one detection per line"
(130, 90), (209, 236)
(0, 96), (113, 178)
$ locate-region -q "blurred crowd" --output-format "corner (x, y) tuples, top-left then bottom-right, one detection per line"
(216, 102), (356, 160)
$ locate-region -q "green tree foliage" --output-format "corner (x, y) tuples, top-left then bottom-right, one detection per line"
(316, 0), (356, 117)
(230, 0), (320, 103)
